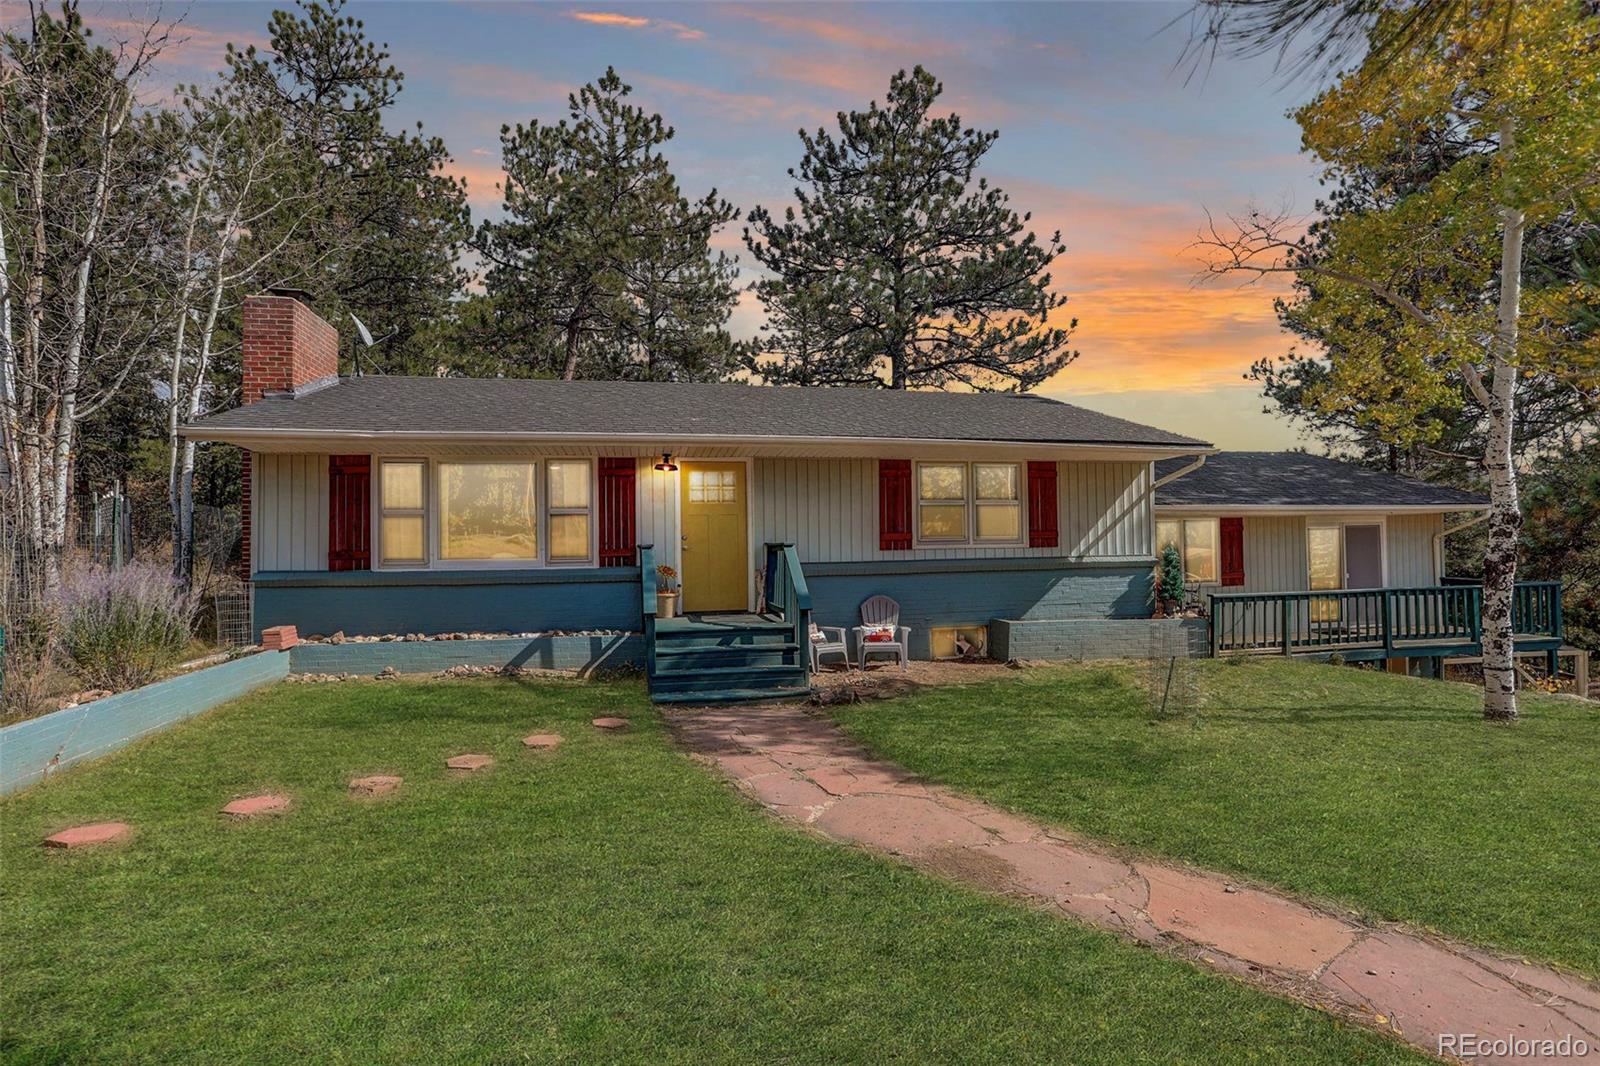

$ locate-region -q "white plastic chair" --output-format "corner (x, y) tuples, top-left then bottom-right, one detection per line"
(854, 595), (910, 670)
(809, 623), (850, 672)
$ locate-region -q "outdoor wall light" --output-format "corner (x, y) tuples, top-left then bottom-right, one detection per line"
(654, 453), (678, 472)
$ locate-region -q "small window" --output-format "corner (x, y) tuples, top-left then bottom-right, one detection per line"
(688, 468), (738, 503)
(379, 460), (426, 565)
(438, 462), (538, 561)
(930, 625), (989, 660)
(918, 463), (967, 542)
(547, 459), (592, 562)
(1156, 517), (1219, 583)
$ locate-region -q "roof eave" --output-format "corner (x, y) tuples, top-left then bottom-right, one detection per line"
(1154, 502), (1490, 514)
(179, 425), (1213, 460)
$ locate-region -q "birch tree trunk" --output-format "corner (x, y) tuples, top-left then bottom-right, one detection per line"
(1479, 115), (1525, 721)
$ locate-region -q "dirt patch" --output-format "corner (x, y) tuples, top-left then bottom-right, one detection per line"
(920, 843), (1017, 892)
(808, 658), (1021, 705)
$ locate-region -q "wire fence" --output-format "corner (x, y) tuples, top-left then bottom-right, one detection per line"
(1139, 626), (1201, 720)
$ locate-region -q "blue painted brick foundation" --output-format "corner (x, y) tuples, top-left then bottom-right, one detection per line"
(253, 567), (642, 640)
(289, 634), (643, 675)
(804, 559), (1153, 659)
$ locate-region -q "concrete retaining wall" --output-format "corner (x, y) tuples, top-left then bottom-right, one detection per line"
(0, 650), (290, 796)
(288, 634), (644, 676)
(990, 617), (1208, 661)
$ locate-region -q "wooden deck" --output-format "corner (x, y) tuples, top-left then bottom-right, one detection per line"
(1209, 582), (1564, 666)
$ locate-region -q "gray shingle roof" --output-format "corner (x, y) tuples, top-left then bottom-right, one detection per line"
(1155, 452), (1488, 509)
(186, 376), (1208, 448)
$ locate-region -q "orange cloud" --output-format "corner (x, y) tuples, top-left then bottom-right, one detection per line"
(438, 157), (507, 209)
(571, 11), (650, 29)
(568, 10), (704, 40)
(634, 73), (829, 125)
(956, 178), (1303, 395)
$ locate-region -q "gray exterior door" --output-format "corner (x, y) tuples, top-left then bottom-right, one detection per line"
(1345, 524), (1383, 589)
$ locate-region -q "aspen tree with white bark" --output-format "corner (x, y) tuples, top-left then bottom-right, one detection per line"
(1186, 1), (1600, 720)
(0, 3), (182, 593)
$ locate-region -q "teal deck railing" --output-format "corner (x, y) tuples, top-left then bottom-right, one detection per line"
(638, 544), (658, 678)
(763, 543), (813, 678)
(1210, 581), (1563, 658)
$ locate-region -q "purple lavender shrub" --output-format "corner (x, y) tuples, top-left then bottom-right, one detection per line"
(53, 561), (198, 690)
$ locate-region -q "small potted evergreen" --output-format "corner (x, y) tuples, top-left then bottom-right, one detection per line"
(655, 565), (680, 619)
(1155, 545), (1184, 617)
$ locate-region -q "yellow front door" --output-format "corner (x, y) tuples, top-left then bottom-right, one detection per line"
(680, 462), (748, 613)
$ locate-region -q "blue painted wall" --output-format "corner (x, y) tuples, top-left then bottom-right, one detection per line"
(804, 559), (1153, 659)
(0, 650), (289, 796)
(290, 634), (643, 675)
(253, 567), (642, 639)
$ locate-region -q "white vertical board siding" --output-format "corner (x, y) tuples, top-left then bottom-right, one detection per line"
(253, 453), (328, 572)
(635, 457), (678, 567)
(751, 457), (1153, 563)
(1387, 513), (1442, 586)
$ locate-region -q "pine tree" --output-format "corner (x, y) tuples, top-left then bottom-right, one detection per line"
(224, 0), (470, 374)
(745, 66), (1076, 391)
(474, 68), (741, 382)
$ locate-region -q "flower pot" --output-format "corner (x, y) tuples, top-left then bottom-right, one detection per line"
(657, 591), (679, 619)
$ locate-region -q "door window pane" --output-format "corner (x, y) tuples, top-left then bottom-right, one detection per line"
(1307, 526), (1342, 591)
(1184, 519), (1218, 582)
(438, 462), (538, 560)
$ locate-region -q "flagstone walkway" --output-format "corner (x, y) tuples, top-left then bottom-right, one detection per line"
(670, 704), (1600, 1065)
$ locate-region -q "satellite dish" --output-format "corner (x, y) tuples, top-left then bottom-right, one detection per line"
(350, 313), (376, 348)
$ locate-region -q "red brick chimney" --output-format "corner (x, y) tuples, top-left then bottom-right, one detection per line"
(241, 289), (338, 404)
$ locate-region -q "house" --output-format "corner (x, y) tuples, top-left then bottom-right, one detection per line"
(1153, 451), (1489, 599)
(182, 292), (1564, 699)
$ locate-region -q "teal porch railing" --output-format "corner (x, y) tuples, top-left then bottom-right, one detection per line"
(1209, 581), (1563, 659)
(763, 542), (813, 679)
(638, 544), (658, 678)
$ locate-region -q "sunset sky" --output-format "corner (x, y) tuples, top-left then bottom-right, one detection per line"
(92, 0), (1330, 448)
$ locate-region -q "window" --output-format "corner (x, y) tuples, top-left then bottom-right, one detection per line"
(379, 460), (426, 565)
(974, 463), (1021, 541)
(546, 460), (592, 562)
(438, 462), (537, 561)
(918, 463), (967, 541)
(1156, 517), (1219, 583)
(688, 467), (737, 503)
(930, 625), (989, 660)
(916, 462), (1023, 545)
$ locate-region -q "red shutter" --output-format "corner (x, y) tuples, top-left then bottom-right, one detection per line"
(598, 457), (638, 567)
(879, 460), (913, 550)
(1220, 516), (1245, 587)
(327, 454), (371, 572)
(1027, 461), (1059, 548)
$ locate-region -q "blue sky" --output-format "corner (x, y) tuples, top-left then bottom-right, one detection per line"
(94, 0), (1331, 448)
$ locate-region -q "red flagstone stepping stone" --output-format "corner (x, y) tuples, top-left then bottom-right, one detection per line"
(591, 716), (629, 730)
(43, 822), (130, 849)
(349, 775), (403, 796)
(446, 754), (494, 771)
(746, 773), (833, 810)
(222, 793), (291, 817)
(522, 733), (563, 749)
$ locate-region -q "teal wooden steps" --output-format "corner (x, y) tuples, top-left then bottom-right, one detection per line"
(649, 612), (809, 703)
(639, 543), (815, 705)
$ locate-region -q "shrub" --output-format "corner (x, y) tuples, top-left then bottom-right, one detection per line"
(1, 610), (56, 721)
(53, 561), (198, 690)
(1157, 545), (1184, 608)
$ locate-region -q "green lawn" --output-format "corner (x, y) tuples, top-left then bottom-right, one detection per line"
(831, 658), (1600, 977)
(0, 676), (1422, 1064)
